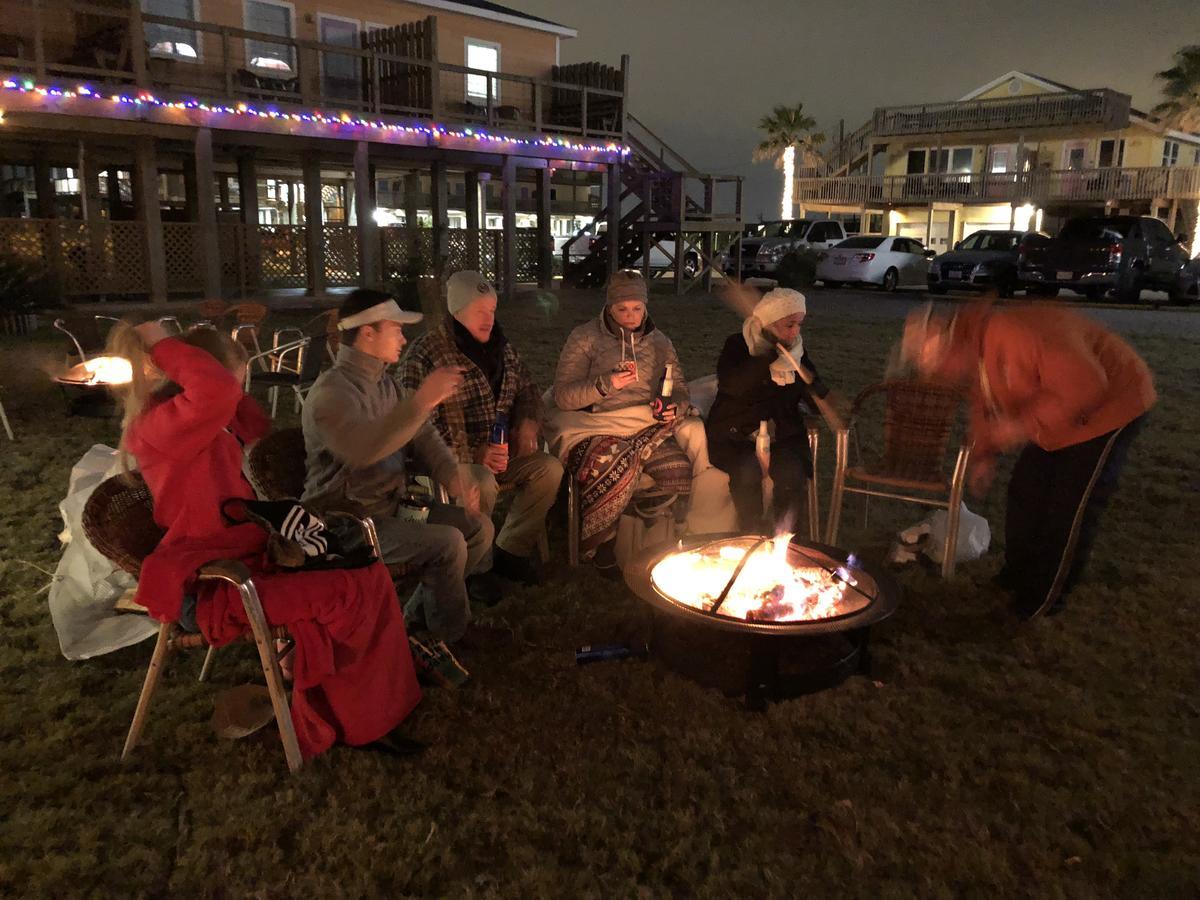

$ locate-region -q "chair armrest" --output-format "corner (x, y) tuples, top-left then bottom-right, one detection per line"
(322, 510), (384, 561)
(196, 559), (254, 586)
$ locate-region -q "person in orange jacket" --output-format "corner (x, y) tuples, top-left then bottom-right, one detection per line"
(902, 301), (1156, 619)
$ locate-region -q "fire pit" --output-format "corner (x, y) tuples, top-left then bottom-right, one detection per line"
(624, 533), (900, 702)
(54, 356), (132, 417)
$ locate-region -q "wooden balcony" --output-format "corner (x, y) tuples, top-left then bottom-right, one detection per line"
(870, 89), (1131, 138)
(0, 0), (627, 140)
(796, 166), (1200, 206)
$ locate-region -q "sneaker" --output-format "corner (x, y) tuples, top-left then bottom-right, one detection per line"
(456, 622), (514, 651)
(466, 571), (505, 607)
(492, 546), (543, 586)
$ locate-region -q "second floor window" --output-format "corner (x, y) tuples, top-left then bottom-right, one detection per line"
(1162, 141), (1180, 167)
(1098, 139), (1125, 168)
(319, 15), (360, 101)
(245, 0), (294, 74)
(465, 39), (500, 103)
(144, 0), (199, 60)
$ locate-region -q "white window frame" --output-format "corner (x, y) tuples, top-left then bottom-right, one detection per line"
(144, 0), (202, 63)
(243, 0), (296, 74)
(317, 13), (361, 99)
(1162, 140), (1180, 167)
(1098, 138), (1125, 168)
(464, 37), (501, 104)
(989, 146), (1012, 174)
(1062, 141), (1088, 170)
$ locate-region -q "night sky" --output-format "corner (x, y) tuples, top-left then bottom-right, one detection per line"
(516, 0), (1200, 220)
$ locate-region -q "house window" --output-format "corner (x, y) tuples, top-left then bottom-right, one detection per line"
(1162, 140), (1180, 167)
(245, 0), (294, 73)
(465, 38), (500, 103)
(144, 0), (199, 60)
(989, 148), (1010, 173)
(931, 148), (973, 174)
(1098, 139), (1125, 168)
(318, 15), (360, 101)
(1064, 144), (1086, 170)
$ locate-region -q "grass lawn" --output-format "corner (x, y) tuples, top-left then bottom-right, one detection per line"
(1, 289), (1198, 896)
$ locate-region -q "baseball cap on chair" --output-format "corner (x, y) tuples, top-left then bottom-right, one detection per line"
(337, 288), (423, 331)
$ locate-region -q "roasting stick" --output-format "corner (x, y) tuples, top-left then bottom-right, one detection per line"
(775, 342), (845, 434)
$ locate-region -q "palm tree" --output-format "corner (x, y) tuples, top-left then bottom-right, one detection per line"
(1153, 44), (1200, 132)
(753, 104), (826, 220)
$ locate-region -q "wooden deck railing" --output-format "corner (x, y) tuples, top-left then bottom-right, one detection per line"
(796, 166), (1200, 205)
(0, 1), (627, 139)
(871, 89), (1131, 137)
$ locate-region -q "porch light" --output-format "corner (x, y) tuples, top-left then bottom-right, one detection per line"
(1013, 203), (1034, 232)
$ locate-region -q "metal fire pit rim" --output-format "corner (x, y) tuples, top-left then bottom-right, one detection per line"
(624, 531), (901, 637)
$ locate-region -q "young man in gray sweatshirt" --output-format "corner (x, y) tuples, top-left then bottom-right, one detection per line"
(302, 289), (507, 649)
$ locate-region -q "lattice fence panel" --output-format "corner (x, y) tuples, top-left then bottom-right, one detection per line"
(162, 223), (202, 293)
(56, 221), (148, 296)
(514, 230), (541, 282)
(323, 224), (360, 287)
(0, 219), (51, 263)
(379, 227), (435, 280)
(218, 224), (258, 297)
(258, 225), (307, 289)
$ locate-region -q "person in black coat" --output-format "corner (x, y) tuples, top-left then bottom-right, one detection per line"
(706, 288), (829, 532)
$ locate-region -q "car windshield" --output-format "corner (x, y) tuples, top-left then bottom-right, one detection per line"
(1060, 217), (1135, 241)
(835, 237), (884, 249)
(960, 232), (1020, 251)
(757, 221), (810, 238)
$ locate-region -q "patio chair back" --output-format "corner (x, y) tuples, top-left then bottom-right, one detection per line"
(861, 380), (962, 487)
(81, 474), (164, 576)
(247, 427), (307, 500)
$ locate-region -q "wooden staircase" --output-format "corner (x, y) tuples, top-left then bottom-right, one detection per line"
(562, 113), (743, 292)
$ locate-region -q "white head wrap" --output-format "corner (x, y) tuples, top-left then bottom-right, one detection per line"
(742, 288), (807, 384)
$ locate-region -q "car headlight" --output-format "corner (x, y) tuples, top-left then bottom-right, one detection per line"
(973, 263), (992, 274)
(765, 245), (787, 261)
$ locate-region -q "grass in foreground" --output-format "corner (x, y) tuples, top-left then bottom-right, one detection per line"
(1, 290), (1198, 896)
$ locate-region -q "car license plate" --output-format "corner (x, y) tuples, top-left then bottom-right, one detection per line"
(947, 270), (961, 280)
(834, 256), (846, 266)
(1056, 270), (1073, 281)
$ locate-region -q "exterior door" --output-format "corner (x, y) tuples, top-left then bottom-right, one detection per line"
(1062, 141), (1088, 170)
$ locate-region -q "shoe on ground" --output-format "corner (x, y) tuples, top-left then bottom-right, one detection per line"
(466, 571), (505, 606)
(357, 731), (428, 758)
(492, 546), (543, 586)
(456, 622), (513, 651)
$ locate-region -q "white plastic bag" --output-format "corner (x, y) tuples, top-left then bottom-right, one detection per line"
(894, 501), (991, 565)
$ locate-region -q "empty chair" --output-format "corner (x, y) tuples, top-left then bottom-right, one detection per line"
(825, 380), (969, 577)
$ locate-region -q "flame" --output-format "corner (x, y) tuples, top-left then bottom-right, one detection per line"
(651, 534), (867, 623)
(58, 356), (133, 385)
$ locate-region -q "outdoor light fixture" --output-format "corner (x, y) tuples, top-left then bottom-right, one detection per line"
(781, 145), (795, 220)
(0, 76), (632, 158)
(1013, 203), (1034, 232)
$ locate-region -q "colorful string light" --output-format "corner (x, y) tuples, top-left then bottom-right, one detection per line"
(0, 76), (631, 157)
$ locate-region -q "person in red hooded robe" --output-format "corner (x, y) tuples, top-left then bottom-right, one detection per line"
(110, 319), (422, 759)
(902, 301), (1155, 619)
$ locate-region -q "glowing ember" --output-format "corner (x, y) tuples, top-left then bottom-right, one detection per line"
(58, 356), (133, 385)
(650, 534), (869, 623)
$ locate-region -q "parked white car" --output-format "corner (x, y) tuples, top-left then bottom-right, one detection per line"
(817, 236), (934, 291)
(560, 222), (699, 277)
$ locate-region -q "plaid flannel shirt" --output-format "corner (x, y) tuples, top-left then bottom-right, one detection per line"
(396, 319), (543, 464)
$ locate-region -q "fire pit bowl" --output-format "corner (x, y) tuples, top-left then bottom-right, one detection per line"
(624, 533), (900, 701)
(54, 356), (132, 417)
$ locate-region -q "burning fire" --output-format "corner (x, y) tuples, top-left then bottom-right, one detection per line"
(61, 356), (133, 385)
(650, 534), (868, 623)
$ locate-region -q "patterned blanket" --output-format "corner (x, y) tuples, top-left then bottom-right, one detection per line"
(566, 422), (692, 557)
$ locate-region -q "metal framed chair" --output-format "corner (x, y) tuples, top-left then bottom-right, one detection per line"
(0, 391), (12, 440)
(824, 379), (970, 578)
(244, 334), (329, 418)
(80, 474), (340, 774)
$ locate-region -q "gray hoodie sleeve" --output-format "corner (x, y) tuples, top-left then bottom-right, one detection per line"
(307, 375), (432, 468)
(553, 327), (608, 410)
(411, 420), (461, 489)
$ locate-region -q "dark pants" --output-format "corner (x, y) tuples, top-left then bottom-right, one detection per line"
(713, 437), (811, 534)
(1002, 416), (1143, 618)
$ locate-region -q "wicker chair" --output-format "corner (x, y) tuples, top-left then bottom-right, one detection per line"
(82, 474), (382, 774)
(824, 380), (970, 578)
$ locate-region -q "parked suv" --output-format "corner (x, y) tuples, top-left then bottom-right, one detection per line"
(722, 219), (848, 278)
(1019, 215), (1193, 303)
(928, 229), (1050, 297)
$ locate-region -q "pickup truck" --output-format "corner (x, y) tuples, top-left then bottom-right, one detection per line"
(720, 219), (849, 279)
(1018, 215), (1193, 303)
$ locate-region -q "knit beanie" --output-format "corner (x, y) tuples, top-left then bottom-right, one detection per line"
(606, 269), (648, 306)
(447, 270), (497, 316)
